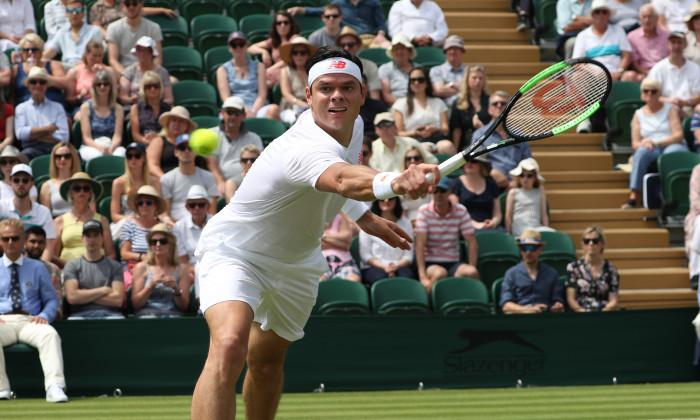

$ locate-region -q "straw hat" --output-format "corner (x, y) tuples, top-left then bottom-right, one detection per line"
(146, 223), (176, 245)
(279, 37), (318, 67)
(386, 33), (417, 60)
(22, 66), (52, 87)
(127, 185), (165, 214)
(0, 145), (28, 164)
(686, 3), (700, 30)
(158, 106), (197, 133)
(59, 172), (103, 201)
(334, 26), (362, 48)
(509, 157), (545, 182)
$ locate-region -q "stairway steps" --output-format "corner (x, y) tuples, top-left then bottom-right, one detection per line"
(446, 12), (519, 28)
(575, 248), (687, 269)
(560, 228), (669, 249)
(452, 28), (530, 44)
(530, 133), (603, 152)
(618, 267), (689, 289)
(462, 45), (541, 63)
(440, 0), (510, 12)
(534, 151), (613, 171)
(542, 170), (629, 189)
(547, 189), (629, 209)
(480, 62), (550, 78)
(549, 208), (657, 230)
(618, 289), (697, 309)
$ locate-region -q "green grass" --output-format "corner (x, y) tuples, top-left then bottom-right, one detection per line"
(3, 383), (700, 419)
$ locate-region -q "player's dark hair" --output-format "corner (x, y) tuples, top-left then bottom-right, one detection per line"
(306, 46), (364, 93)
(370, 197), (403, 220)
(25, 225), (46, 238)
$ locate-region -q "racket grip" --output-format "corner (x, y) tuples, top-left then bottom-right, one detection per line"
(425, 154), (467, 184)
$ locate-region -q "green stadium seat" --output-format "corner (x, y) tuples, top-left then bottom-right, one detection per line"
(414, 46), (445, 70)
(203, 45), (233, 86)
(147, 15), (189, 48)
(71, 120), (83, 150)
(98, 195), (112, 223)
(371, 277), (430, 314)
(605, 99), (644, 153)
(657, 151), (700, 218)
(605, 81), (642, 114)
(349, 235), (360, 267)
(491, 277), (504, 312)
(29, 155), (52, 180)
(357, 47), (391, 67)
(683, 116), (696, 152)
(295, 14), (323, 37)
(539, 231), (576, 276)
(533, 0), (557, 42)
(228, 0), (271, 26)
(191, 14), (238, 54)
(313, 278), (370, 315)
(85, 155), (126, 180)
(162, 46), (204, 81)
(431, 276), (490, 314)
(475, 230), (521, 291)
(272, 82), (282, 105)
(217, 196), (227, 212)
(180, 0), (224, 22)
(172, 80), (219, 117)
(243, 117), (286, 147)
(239, 14), (273, 41)
(380, 0), (394, 17)
(276, 0), (317, 10)
(192, 115), (221, 129)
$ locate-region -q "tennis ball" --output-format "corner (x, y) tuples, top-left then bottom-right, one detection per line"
(189, 129), (219, 156)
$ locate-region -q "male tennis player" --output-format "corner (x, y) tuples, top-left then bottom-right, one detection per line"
(191, 46), (440, 420)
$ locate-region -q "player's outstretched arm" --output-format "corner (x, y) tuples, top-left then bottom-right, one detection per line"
(357, 211), (412, 251)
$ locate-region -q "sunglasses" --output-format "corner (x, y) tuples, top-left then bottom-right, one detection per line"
(405, 155), (422, 162)
(643, 89), (658, 94)
(11, 177), (30, 184)
(187, 202), (207, 209)
(230, 42), (246, 49)
(240, 157), (257, 164)
(1, 236), (20, 243)
(323, 13), (340, 19)
(0, 159), (18, 166)
(520, 244), (541, 253)
(339, 42), (356, 49)
(55, 152), (72, 160)
(21, 47), (40, 53)
(126, 152), (142, 160)
(94, 82), (110, 88)
(491, 101), (507, 107)
(137, 199), (154, 207)
(28, 79), (47, 85)
(410, 77), (426, 84)
(144, 83), (160, 90)
(519, 173), (535, 179)
(66, 7), (84, 13)
(224, 109), (243, 116)
(593, 9), (609, 14)
(582, 237), (601, 245)
(149, 237), (169, 246)
(72, 185), (91, 192)
(176, 144), (191, 152)
(291, 50), (308, 56)
(376, 121), (394, 128)
(275, 20), (290, 26)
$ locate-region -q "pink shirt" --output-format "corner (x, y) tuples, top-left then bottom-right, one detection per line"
(628, 26), (670, 71)
(414, 201), (474, 262)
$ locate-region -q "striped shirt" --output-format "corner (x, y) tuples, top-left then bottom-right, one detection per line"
(120, 219), (153, 255)
(414, 201), (474, 262)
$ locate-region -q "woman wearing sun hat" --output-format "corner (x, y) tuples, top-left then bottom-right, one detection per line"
(378, 33), (417, 106)
(0, 145), (36, 201)
(54, 172), (116, 267)
(147, 105), (197, 179)
(505, 157), (555, 237)
(279, 37), (318, 124)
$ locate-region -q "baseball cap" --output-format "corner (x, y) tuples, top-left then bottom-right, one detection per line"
(373, 112), (394, 125)
(125, 142), (146, 154)
(436, 176), (451, 190)
(669, 31), (686, 40)
(176, 133), (190, 146)
(82, 219), (103, 234)
(222, 96), (245, 110)
(443, 35), (465, 52)
(130, 36), (159, 56)
(10, 163), (33, 178)
(228, 31), (246, 44)
(186, 185), (208, 201)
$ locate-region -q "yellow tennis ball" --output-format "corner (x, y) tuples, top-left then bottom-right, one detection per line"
(189, 129), (219, 156)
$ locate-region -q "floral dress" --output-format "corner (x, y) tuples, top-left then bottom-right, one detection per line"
(565, 258), (619, 311)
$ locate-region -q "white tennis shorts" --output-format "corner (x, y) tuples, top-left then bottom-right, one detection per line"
(198, 245), (326, 342)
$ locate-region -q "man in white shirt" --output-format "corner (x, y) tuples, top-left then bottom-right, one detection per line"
(387, 0), (449, 47)
(369, 112), (437, 172)
(191, 46), (439, 420)
(173, 185), (211, 266)
(648, 31), (700, 116)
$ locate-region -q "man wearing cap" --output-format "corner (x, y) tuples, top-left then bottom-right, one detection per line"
(500, 229), (564, 314)
(430, 35), (466, 109)
(106, 0), (163, 75)
(387, 0), (448, 47)
(369, 112), (437, 172)
(63, 220), (125, 319)
(648, 31), (700, 116)
(0, 146), (37, 201)
(0, 164), (56, 262)
(14, 67), (70, 160)
(336, 27), (382, 100)
(0, 218), (68, 403)
(206, 96), (264, 196)
(191, 46), (439, 419)
(42, 0), (103, 66)
(627, 5), (670, 82)
(309, 4), (344, 47)
(173, 185), (211, 267)
(161, 135), (218, 224)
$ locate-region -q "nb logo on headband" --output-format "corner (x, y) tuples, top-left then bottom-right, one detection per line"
(327, 60), (347, 69)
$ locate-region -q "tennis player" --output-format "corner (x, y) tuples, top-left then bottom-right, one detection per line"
(191, 46), (440, 420)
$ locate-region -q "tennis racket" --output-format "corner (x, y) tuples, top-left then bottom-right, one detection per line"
(426, 58), (612, 183)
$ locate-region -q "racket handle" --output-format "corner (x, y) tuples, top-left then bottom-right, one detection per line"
(425, 154), (467, 184)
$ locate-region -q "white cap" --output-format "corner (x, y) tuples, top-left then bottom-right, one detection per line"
(130, 36), (159, 57)
(10, 163), (32, 178)
(222, 96), (245, 110)
(186, 185), (208, 201)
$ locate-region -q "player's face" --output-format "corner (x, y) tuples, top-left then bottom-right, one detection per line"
(1, 226), (24, 259)
(25, 233), (45, 259)
(307, 73), (366, 143)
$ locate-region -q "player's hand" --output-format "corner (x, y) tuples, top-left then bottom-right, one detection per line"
(392, 163), (440, 199)
(357, 212), (413, 251)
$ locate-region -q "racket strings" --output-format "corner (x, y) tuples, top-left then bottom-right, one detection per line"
(505, 63), (609, 139)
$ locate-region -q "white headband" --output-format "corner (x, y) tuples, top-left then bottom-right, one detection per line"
(307, 57), (362, 88)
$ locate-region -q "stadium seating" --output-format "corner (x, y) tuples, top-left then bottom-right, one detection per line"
(70, 120), (84, 150)
(98, 195), (112, 223)
(243, 117), (287, 147)
(349, 235), (360, 267)
(146, 15), (189, 48)
(414, 46), (445, 70)
(172, 80), (219, 116)
(228, 0), (271, 25)
(203, 46), (233, 87)
(491, 277), (504, 313)
(313, 278), (371, 315)
(85, 155), (126, 180)
(539, 231), (576, 276)
(161, 46), (204, 81)
(191, 14), (238, 54)
(179, 0), (224, 22)
(295, 14), (324, 37)
(357, 48), (391, 67)
(604, 81), (642, 153)
(657, 151), (700, 218)
(239, 14), (274, 43)
(431, 276), (490, 314)
(370, 277), (430, 314)
(682, 116), (696, 152)
(29, 155), (52, 181)
(192, 115), (221, 129)
(475, 231), (521, 290)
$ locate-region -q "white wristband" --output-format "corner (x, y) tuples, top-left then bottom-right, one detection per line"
(373, 172), (400, 200)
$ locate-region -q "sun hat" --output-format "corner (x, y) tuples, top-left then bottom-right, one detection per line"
(146, 223), (176, 245)
(130, 36), (159, 56)
(587, 0), (616, 17)
(222, 96), (245, 110)
(386, 33), (417, 60)
(186, 185), (208, 201)
(158, 106), (197, 133)
(467, 155), (492, 173)
(517, 229), (546, 246)
(685, 3), (700, 23)
(82, 219), (103, 234)
(22, 66), (52, 87)
(279, 37), (318, 67)
(10, 163), (32, 178)
(334, 26), (362, 48)
(127, 184), (164, 214)
(59, 172), (103, 201)
(0, 146), (28, 164)
(509, 157), (545, 182)
(373, 112), (394, 125)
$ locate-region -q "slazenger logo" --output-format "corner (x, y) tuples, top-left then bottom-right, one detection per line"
(328, 60), (346, 69)
(450, 328), (543, 354)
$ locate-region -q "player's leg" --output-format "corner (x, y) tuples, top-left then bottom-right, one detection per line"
(243, 323), (291, 420)
(191, 301), (254, 420)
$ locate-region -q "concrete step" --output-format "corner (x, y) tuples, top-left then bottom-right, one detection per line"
(560, 227), (669, 249)
(547, 189), (629, 209)
(550, 208), (657, 230)
(574, 248), (687, 269)
(445, 12), (518, 28)
(530, 133), (603, 152)
(452, 28), (530, 45)
(480, 62), (550, 78)
(542, 171), (629, 190)
(489, 80), (526, 95)
(440, 0), (510, 12)
(618, 288), (697, 309)
(618, 267), (689, 289)
(533, 151), (613, 172)
(462, 45), (540, 63)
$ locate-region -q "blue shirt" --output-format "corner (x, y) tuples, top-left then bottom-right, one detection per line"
(45, 23), (103, 65)
(472, 122), (532, 180)
(15, 97), (70, 146)
(499, 261), (564, 309)
(307, 0), (388, 35)
(556, 0), (593, 35)
(0, 255), (58, 322)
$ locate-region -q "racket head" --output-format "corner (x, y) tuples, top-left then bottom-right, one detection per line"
(503, 58), (612, 141)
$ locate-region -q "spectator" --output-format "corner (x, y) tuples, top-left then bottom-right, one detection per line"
(44, 0), (87, 42)
(309, 4), (343, 47)
(360, 197), (415, 285)
(566, 225), (619, 311)
(572, 0), (634, 82)
(0, 53), (10, 99)
(473, 91), (532, 189)
(685, 4), (700, 66)
(129, 71), (172, 146)
(387, 0), (448, 47)
(0, 0), (35, 51)
(369, 111), (437, 172)
(247, 11), (301, 88)
(279, 37), (317, 125)
(0, 218), (67, 403)
(14, 66), (69, 160)
(90, 0), (175, 39)
(160, 134), (217, 224)
(173, 185), (211, 266)
(78, 70), (125, 161)
(0, 164), (56, 261)
(146, 105), (195, 178)
(430, 35), (466, 110)
(336, 26), (383, 100)
(11, 34), (67, 110)
(130, 223), (191, 317)
(399, 146), (432, 223)
(319, 212), (361, 282)
(224, 145), (261, 203)
(448, 155), (503, 231)
(0, 95), (13, 152)
(505, 158), (553, 237)
(622, 78), (686, 209)
(54, 172), (115, 266)
(361, 136), (373, 167)
(692, 110), (700, 150)
(556, 0), (593, 59)
(39, 143), (80, 218)
(207, 96), (263, 196)
(63, 219), (125, 319)
(66, 40), (119, 115)
(393, 66), (450, 148)
(42, 0), (103, 67)
(414, 176), (479, 294)
(627, 5), (670, 82)
(216, 32), (279, 120)
(379, 33), (417, 106)
(685, 163), (700, 288)
(0, 146), (36, 201)
(359, 73), (389, 138)
(654, 0), (694, 33)
(24, 226), (62, 316)
(648, 31), (700, 117)
(450, 64), (491, 151)
(120, 184), (163, 288)
(516, 0), (534, 31)
(110, 142), (161, 233)
(119, 36), (173, 110)
(500, 229), (565, 314)
(609, 0), (642, 32)
(106, 0), (163, 75)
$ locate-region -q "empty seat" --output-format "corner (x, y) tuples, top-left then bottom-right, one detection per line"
(313, 278), (370, 315)
(371, 277), (430, 314)
(162, 46), (204, 80)
(191, 14), (238, 54)
(432, 276), (490, 314)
